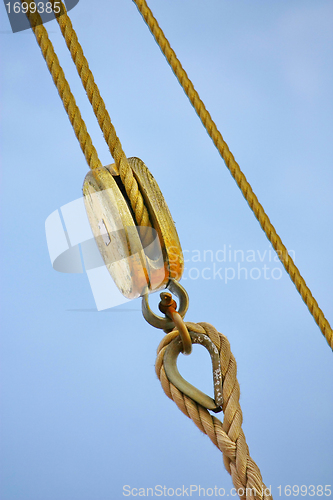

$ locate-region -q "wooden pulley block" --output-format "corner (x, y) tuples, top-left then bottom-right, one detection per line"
(83, 157), (184, 299)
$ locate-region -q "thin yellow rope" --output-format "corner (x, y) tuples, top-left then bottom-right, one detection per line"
(22, 1), (102, 171)
(51, 1), (152, 233)
(133, 0), (333, 351)
(156, 323), (273, 500)
(23, 1), (152, 237)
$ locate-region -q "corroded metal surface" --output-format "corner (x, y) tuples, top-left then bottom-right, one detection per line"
(164, 331), (223, 412)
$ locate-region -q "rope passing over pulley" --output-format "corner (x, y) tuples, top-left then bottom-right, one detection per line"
(23, 0), (333, 350)
(83, 157), (183, 299)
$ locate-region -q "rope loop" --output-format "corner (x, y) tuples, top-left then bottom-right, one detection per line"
(156, 322), (273, 500)
(23, 0), (153, 241)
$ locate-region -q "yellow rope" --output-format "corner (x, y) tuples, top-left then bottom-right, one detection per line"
(52, 1), (152, 233)
(23, 1), (152, 236)
(156, 323), (273, 500)
(133, 0), (333, 351)
(22, 1), (102, 171)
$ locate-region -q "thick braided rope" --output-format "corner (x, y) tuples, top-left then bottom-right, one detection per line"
(52, 1), (152, 234)
(133, 0), (333, 351)
(156, 322), (272, 500)
(22, 1), (102, 171)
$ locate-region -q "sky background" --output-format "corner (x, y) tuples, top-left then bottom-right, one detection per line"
(1, 1), (332, 499)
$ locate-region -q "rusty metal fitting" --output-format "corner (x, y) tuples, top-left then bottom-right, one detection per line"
(163, 331), (223, 412)
(158, 292), (192, 355)
(142, 279), (191, 353)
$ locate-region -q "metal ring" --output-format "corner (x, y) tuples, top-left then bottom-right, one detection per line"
(142, 279), (189, 330)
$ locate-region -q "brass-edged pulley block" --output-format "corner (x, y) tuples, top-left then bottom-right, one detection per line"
(83, 157), (184, 299)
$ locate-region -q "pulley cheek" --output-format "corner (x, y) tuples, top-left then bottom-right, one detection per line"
(83, 156), (184, 299)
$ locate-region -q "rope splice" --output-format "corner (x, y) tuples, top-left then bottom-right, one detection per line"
(156, 322), (273, 500)
(142, 279), (271, 499)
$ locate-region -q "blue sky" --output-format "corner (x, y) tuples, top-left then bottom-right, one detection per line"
(1, 1), (332, 499)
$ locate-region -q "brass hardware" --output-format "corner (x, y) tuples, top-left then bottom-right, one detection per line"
(142, 279), (189, 330)
(163, 332), (223, 412)
(159, 292), (192, 355)
(83, 158), (183, 299)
